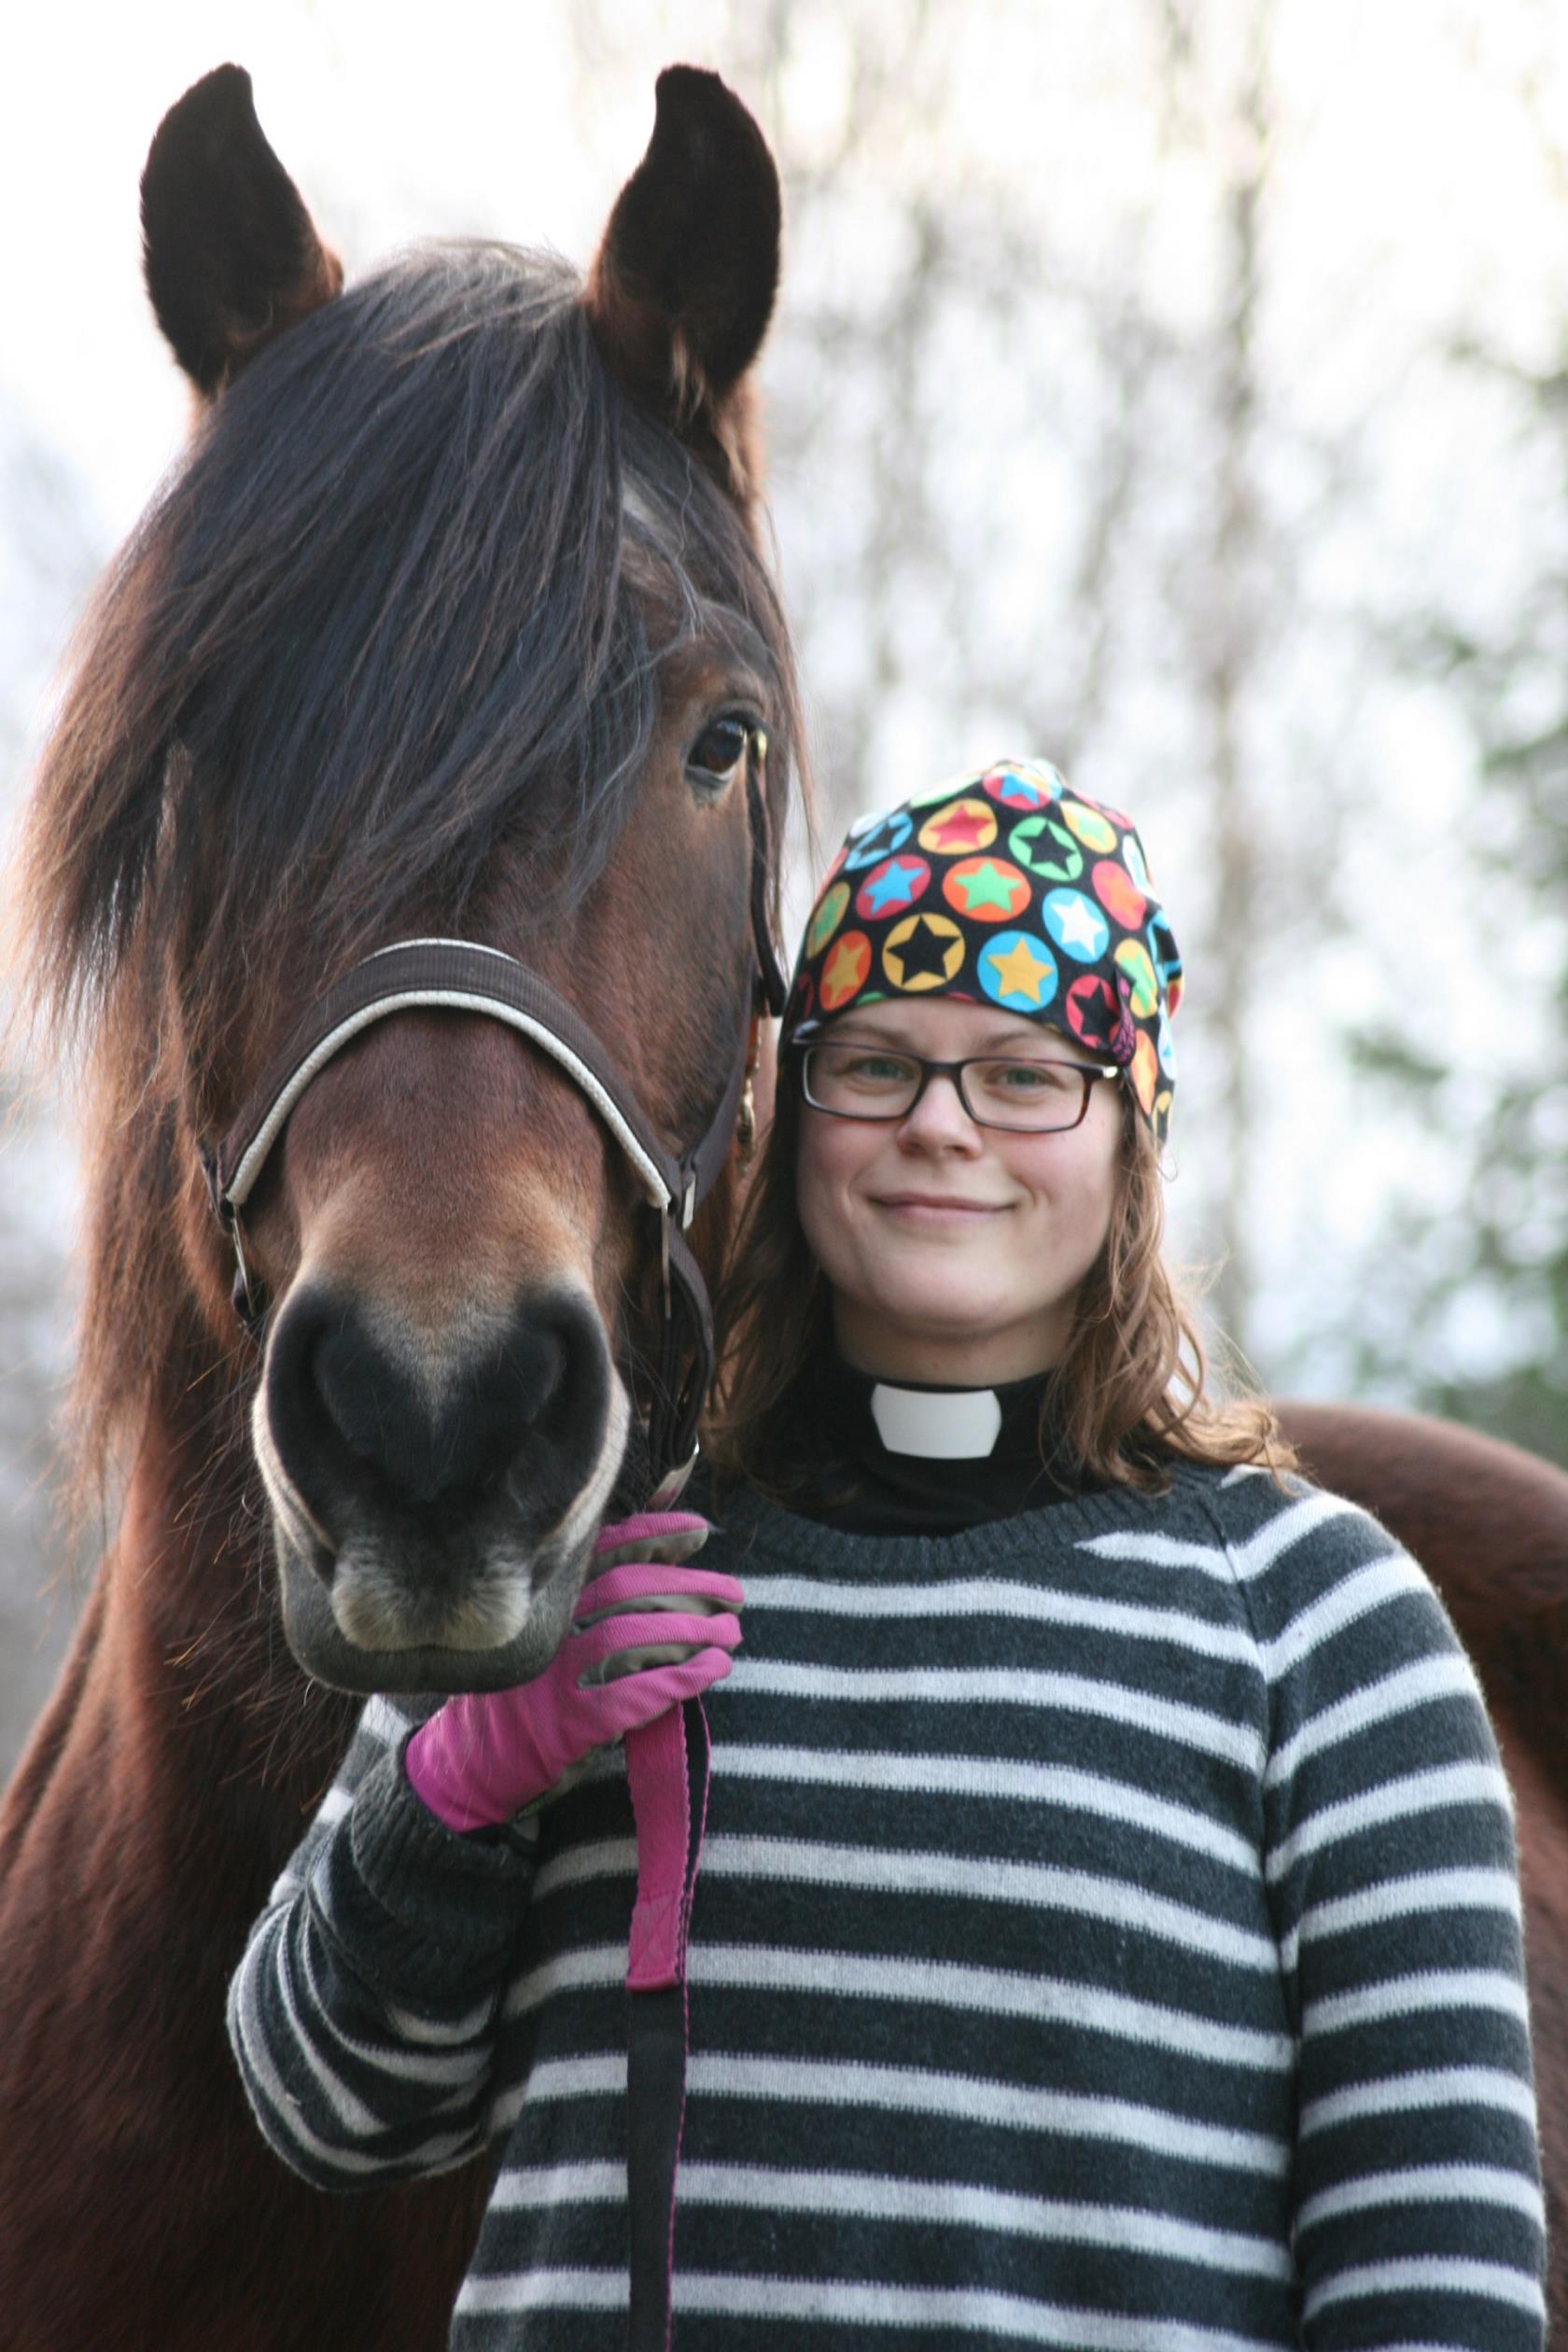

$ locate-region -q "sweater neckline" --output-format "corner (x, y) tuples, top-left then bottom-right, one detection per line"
(714, 1456), (1219, 1573)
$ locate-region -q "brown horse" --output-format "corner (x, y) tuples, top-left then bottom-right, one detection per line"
(1, 62), (799, 2351)
(5, 60), (1567, 2352)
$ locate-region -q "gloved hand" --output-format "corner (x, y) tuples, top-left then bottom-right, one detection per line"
(405, 1511), (741, 1834)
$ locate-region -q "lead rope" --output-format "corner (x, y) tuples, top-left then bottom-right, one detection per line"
(623, 1697), (711, 2351)
(618, 754), (778, 2337)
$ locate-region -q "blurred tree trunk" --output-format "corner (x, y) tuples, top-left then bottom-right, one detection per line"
(1195, 3), (1271, 1353)
(0, 417), (98, 1773)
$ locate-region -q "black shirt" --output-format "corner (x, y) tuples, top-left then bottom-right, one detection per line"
(776, 1342), (1095, 1535)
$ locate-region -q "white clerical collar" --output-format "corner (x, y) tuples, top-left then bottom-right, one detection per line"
(869, 1382), (1004, 1460)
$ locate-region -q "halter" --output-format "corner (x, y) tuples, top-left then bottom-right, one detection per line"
(199, 755), (787, 1500)
(202, 753), (785, 2348)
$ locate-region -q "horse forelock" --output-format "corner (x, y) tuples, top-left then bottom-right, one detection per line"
(11, 233), (801, 1492)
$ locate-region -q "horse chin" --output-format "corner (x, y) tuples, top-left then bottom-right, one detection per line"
(265, 1380), (633, 1696)
(275, 1533), (587, 1694)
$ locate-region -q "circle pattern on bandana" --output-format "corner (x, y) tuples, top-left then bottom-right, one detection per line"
(785, 759), (1183, 1141)
(942, 856), (1032, 923)
(883, 912), (965, 992)
(1114, 938), (1158, 1018)
(855, 855), (931, 921)
(843, 809), (915, 871)
(1041, 888), (1111, 962)
(805, 881), (850, 959)
(1060, 802), (1119, 854)
(1064, 973), (1119, 1051)
(819, 931), (873, 1011)
(1130, 1031), (1159, 1114)
(1092, 858), (1146, 930)
(979, 931), (1058, 1013)
(982, 761), (1063, 811)
(917, 797), (997, 857)
(1008, 814), (1085, 884)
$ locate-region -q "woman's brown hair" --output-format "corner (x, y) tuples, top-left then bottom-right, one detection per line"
(703, 1059), (1297, 1500)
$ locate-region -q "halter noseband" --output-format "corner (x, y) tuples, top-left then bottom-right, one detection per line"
(200, 761), (788, 1501)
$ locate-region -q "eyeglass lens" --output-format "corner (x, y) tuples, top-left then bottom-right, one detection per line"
(803, 1043), (1092, 1131)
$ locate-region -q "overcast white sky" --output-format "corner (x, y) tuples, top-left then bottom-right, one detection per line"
(6, 0), (1566, 542)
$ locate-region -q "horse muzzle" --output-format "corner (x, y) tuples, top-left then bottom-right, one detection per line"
(254, 1279), (628, 1692)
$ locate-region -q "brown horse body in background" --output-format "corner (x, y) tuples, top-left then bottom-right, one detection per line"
(1281, 1400), (1568, 2330)
(2, 63), (1564, 2352)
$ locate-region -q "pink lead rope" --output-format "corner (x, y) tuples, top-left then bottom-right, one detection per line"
(623, 1696), (711, 2351)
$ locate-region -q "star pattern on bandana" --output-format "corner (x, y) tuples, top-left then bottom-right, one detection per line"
(1060, 801), (1119, 854)
(944, 858), (1030, 918)
(983, 763), (1062, 810)
(1114, 937), (1158, 1017)
(1130, 1031), (1160, 1112)
(982, 933), (1056, 1007)
(805, 880), (850, 958)
(1008, 815), (1084, 883)
(1043, 889), (1110, 960)
(1064, 973), (1118, 1050)
(844, 810), (915, 870)
(917, 797), (997, 856)
(820, 931), (873, 1010)
(884, 913), (965, 990)
(857, 856), (930, 917)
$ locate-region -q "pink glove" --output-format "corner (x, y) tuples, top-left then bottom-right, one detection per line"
(405, 1512), (741, 1834)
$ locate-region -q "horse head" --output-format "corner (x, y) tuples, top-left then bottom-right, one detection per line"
(20, 63), (798, 1698)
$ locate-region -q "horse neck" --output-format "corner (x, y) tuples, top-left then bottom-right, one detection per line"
(1, 1351), (357, 1890)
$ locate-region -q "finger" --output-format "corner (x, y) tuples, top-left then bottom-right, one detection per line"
(579, 1645), (736, 1729)
(580, 1638), (706, 1687)
(574, 1562), (743, 1625)
(570, 1609), (742, 1681)
(592, 1510), (709, 1569)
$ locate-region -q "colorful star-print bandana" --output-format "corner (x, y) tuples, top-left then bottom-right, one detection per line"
(782, 759), (1182, 1141)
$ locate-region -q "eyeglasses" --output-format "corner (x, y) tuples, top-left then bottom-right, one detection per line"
(797, 1040), (1122, 1133)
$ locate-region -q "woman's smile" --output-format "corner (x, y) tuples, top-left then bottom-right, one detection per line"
(871, 1190), (1012, 1220)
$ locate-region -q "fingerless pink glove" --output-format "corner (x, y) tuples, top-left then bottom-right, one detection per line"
(405, 1511), (741, 1834)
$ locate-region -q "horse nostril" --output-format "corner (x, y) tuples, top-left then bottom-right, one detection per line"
(319, 1314), (567, 1505)
(264, 1286), (609, 1525)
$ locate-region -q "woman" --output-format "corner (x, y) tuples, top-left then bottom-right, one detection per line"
(229, 760), (1544, 2349)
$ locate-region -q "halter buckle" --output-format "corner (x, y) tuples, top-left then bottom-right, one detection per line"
(646, 1444), (699, 1510)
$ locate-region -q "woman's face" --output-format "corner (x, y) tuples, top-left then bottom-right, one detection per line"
(794, 996), (1125, 1386)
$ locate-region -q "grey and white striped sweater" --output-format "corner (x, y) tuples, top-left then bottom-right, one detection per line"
(228, 1462), (1545, 2348)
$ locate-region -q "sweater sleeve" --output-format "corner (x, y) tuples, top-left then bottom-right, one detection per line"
(226, 1693), (536, 2191)
(1209, 1471), (1546, 2349)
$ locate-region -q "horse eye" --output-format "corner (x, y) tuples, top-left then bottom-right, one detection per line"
(688, 715), (752, 789)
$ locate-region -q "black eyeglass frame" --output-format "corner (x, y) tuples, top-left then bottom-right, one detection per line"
(794, 1041), (1124, 1134)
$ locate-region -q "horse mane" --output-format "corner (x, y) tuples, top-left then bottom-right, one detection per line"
(9, 238), (801, 1501)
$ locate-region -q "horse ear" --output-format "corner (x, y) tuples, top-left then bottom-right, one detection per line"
(586, 66), (781, 499)
(140, 64), (343, 399)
